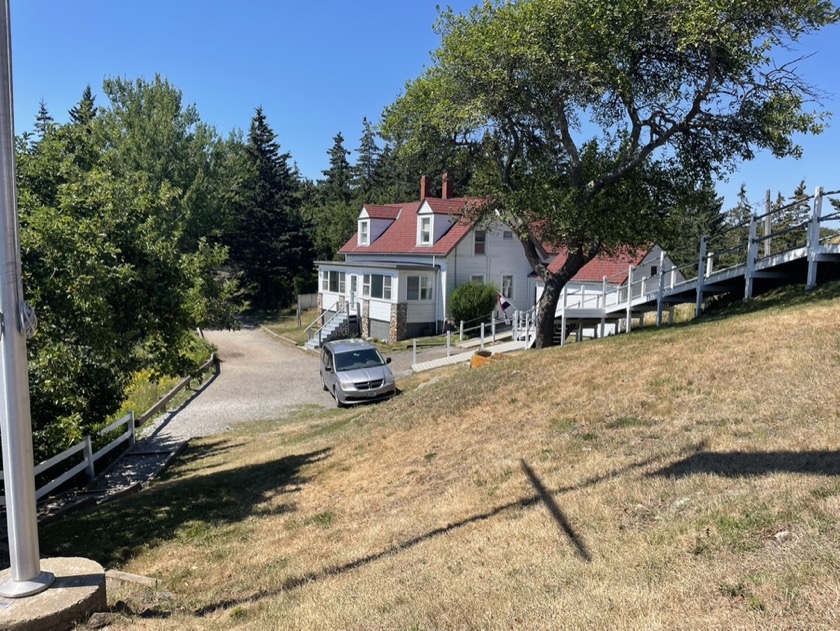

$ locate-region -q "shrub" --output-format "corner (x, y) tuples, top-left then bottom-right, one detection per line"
(450, 282), (498, 325)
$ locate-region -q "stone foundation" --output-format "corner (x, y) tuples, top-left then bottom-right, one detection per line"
(361, 300), (370, 338)
(390, 303), (408, 342)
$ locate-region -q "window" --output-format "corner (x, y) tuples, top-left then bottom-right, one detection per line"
(650, 265), (658, 277)
(362, 274), (391, 299)
(470, 274), (485, 284)
(350, 275), (357, 299)
(503, 230), (513, 240)
(419, 216), (432, 245)
(407, 276), (433, 301)
(474, 230), (486, 255)
(359, 220), (369, 246)
(325, 271), (345, 293)
(501, 275), (513, 299)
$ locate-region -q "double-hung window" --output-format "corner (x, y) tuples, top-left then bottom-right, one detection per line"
(419, 216), (432, 245)
(407, 275), (433, 301)
(501, 275), (513, 299)
(474, 229), (486, 255)
(359, 220), (370, 246)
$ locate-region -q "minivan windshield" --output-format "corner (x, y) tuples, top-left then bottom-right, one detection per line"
(334, 348), (385, 372)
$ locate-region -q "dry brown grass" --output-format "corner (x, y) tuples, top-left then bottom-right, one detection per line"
(46, 282), (840, 630)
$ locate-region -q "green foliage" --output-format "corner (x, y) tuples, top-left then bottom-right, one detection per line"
(224, 107), (313, 308)
(17, 76), (240, 459)
(383, 0), (839, 346)
(449, 282), (499, 325)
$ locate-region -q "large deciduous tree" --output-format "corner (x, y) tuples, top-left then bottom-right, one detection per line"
(17, 78), (239, 458)
(383, 0), (838, 347)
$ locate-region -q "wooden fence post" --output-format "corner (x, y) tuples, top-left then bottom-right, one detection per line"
(625, 265), (633, 333)
(83, 436), (95, 481)
(744, 211), (758, 301)
(656, 250), (666, 327)
(695, 236), (707, 317)
(806, 186), (824, 289)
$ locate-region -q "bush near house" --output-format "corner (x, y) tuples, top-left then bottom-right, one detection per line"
(449, 281), (498, 325)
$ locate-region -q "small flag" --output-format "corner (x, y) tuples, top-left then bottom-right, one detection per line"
(498, 294), (512, 324)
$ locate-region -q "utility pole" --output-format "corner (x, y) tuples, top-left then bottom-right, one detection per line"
(0, 0), (54, 598)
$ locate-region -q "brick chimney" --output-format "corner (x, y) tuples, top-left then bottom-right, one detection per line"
(420, 175), (429, 199)
(442, 172), (452, 200)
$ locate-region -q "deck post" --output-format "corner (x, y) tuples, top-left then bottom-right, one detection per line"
(83, 436), (95, 481)
(695, 236), (707, 317)
(480, 322), (485, 350)
(459, 320), (464, 342)
(491, 317), (496, 343)
(806, 186), (824, 289)
(656, 250), (666, 327)
(560, 286), (568, 346)
(446, 331), (451, 357)
(764, 190), (772, 258)
(600, 276), (607, 338)
(744, 211), (758, 301)
(625, 265), (633, 333)
(412, 339), (417, 366)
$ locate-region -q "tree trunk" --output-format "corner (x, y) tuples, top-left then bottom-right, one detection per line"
(534, 274), (562, 348)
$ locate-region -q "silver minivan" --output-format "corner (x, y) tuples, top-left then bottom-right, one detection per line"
(320, 339), (396, 407)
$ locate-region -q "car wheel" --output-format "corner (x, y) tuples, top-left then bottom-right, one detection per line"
(321, 374), (328, 391)
(334, 387), (344, 408)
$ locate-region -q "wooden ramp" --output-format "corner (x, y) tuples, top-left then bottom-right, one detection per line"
(412, 339), (527, 373)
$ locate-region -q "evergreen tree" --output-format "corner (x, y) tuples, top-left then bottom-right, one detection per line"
(770, 180), (811, 252)
(661, 176), (725, 274)
(716, 184), (753, 270)
(352, 117), (381, 202)
(68, 85), (96, 125)
(306, 132), (359, 260)
(34, 99), (54, 139)
(226, 107), (312, 307)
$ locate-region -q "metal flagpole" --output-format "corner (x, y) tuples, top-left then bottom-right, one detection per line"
(0, 0), (54, 598)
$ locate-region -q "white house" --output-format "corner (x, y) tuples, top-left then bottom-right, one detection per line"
(315, 174), (684, 344)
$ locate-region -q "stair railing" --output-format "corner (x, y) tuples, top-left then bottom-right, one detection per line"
(306, 303), (352, 346)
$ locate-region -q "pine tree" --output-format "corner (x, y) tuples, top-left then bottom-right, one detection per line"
(68, 85), (96, 125)
(227, 107), (312, 307)
(352, 117), (381, 203)
(34, 99), (54, 139)
(770, 180), (811, 252)
(306, 132), (359, 260)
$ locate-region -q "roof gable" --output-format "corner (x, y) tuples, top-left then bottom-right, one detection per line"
(548, 247), (649, 283)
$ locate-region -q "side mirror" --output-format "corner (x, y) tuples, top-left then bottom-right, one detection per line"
(324, 365), (333, 372)
(386, 357), (392, 364)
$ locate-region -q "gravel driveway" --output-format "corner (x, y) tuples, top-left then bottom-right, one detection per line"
(142, 324), (333, 445)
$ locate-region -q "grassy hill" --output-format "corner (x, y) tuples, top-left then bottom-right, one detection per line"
(45, 282), (840, 630)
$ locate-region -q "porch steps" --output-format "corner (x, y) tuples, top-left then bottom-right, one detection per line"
(412, 339), (527, 373)
(304, 312), (349, 351)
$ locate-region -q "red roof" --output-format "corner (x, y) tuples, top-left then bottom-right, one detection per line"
(362, 204), (401, 220)
(548, 247), (647, 283)
(339, 196), (479, 256)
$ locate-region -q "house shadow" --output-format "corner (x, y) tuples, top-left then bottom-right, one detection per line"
(39, 446), (331, 568)
(652, 449), (840, 478)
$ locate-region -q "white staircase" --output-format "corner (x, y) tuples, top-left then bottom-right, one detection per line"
(304, 310), (350, 351)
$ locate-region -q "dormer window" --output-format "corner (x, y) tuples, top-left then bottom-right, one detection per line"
(359, 220), (370, 246)
(419, 216), (432, 245)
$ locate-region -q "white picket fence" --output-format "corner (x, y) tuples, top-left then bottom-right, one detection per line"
(0, 411), (136, 507)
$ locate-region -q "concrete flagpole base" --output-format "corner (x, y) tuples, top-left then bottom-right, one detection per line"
(0, 558), (106, 630)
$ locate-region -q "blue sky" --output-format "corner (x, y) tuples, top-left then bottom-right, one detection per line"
(9, 1), (840, 210)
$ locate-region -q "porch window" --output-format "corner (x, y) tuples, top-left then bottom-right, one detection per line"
(501, 275), (513, 298)
(321, 270), (329, 291)
(407, 275), (433, 301)
(419, 216), (432, 245)
(359, 220), (370, 246)
(363, 274), (391, 299)
(327, 271), (345, 293)
(474, 230), (486, 255)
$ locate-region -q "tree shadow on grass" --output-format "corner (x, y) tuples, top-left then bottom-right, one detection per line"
(193, 442), (704, 617)
(39, 446), (331, 568)
(651, 449), (840, 478)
